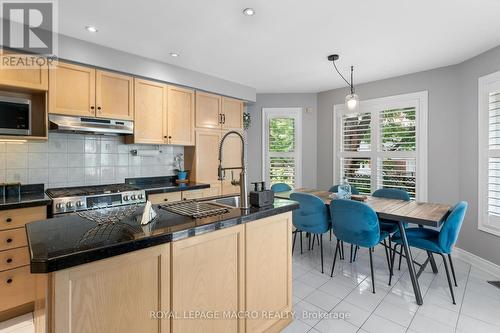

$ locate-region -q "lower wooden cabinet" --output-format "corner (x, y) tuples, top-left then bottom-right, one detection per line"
(148, 191), (182, 205)
(0, 265), (35, 313)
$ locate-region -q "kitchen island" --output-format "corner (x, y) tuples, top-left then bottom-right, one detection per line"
(26, 197), (298, 333)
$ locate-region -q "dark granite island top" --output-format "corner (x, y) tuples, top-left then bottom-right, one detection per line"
(26, 198), (299, 273)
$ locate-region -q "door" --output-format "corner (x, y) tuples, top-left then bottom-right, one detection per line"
(49, 62), (95, 116)
(53, 245), (170, 333)
(221, 131), (243, 195)
(167, 86), (195, 145)
(245, 213), (292, 333)
(95, 70), (134, 120)
(195, 92), (222, 129)
(262, 108), (302, 188)
(0, 52), (48, 90)
(171, 225), (245, 333)
(133, 78), (166, 144)
(194, 129), (222, 184)
(221, 97), (243, 130)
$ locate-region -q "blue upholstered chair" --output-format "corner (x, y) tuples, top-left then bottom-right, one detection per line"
(291, 193), (331, 273)
(329, 199), (391, 293)
(372, 188), (410, 234)
(328, 184), (360, 195)
(391, 201), (468, 304)
(271, 183), (292, 193)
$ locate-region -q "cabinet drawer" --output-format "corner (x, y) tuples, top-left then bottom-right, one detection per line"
(0, 247), (29, 272)
(0, 228), (27, 252)
(0, 206), (46, 231)
(0, 265), (35, 312)
(181, 189), (204, 200)
(148, 192), (182, 205)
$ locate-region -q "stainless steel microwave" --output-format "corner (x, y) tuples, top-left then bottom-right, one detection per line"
(0, 96), (31, 135)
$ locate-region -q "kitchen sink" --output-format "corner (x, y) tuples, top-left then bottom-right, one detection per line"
(207, 195), (241, 208)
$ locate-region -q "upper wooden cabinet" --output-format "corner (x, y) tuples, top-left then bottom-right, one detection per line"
(49, 62), (134, 120)
(0, 54), (48, 91)
(132, 78), (166, 145)
(167, 85), (195, 146)
(95, 70), (134, 120)
(221, 97), (244, 130)
(49, 62), (96, 117)
(195, 92), (244, 130)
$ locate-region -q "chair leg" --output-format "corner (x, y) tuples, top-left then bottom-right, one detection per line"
(350, 244), (354, 263)
(398, 244), (403, 270)
(300, 231), (303, 254)
(389, 243), (397, 286)
(330, 240), (340, 277)
(329, 229), (332, 241)
(369, 247), (375, 293)
(320, 235), (324, 274)
(383, 239), (391, 273)
(439, 253), (456, 304)
(308, 233), (311, 251)
(311, 234), (315, 251)
(448, 254), (458, 287)
(353, 246), (358, 262)
(292, 230), (297, 254)
(340, 241), (345, 260)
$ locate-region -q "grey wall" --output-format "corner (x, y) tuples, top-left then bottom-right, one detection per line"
(317, 44), (500, 265)
(246, 93), (317, 188)
(57, 35), (257, 102)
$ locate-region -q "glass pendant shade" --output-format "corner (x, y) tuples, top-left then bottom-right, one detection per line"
(345, 93), (359, 112)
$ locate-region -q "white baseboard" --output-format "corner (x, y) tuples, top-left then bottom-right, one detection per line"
(453, 247), (500, 278)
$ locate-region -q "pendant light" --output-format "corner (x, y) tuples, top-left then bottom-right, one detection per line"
(328, 54), (359, 112)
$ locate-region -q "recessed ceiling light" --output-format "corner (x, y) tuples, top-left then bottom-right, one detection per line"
(170, 52), (180, 57)
(242, 8), (255, 16)
(85, 26), (98, 33)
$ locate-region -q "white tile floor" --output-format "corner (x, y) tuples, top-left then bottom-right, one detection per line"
(1, 236), (500, 333)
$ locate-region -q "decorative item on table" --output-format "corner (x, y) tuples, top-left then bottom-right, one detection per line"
(174, 153), (189, 182)
(336, 178), (352, 199)
(250, 181), (274, 208)
(140, 201), (157, 225)
(351, 194), (368, 202)
(243, 112), (251, 130)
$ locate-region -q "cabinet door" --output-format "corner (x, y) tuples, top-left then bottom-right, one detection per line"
(0, 53), (48, 90)
(245, 213), (293, 333)
(195, 92), (221, 129)
(133, 78), (166, 144)
(180, 189), (204, 200)
(49, 62), (95, 117)
(95, 70), (134, 120)
(167, 86), (195, 145)
(53, 245), (170, 333)
(148, 192), (182, 205)
(221, 131), (243, 195)
(194, 129), (221, 183)
(0, 265), (35, 313)
(221, 97), (243, 130)
(171, 225), (245, 333)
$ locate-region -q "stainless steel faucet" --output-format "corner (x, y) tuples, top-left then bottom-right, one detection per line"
(218, 131), (249, 210)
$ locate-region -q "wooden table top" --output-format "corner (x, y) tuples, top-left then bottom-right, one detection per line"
(275, 188), (452, 228)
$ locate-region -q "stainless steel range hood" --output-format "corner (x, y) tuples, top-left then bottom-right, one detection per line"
(49, 114), (133, 135)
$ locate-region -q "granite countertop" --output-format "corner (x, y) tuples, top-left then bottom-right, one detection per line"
(125, 176), (210, 195)
(26, 198), (299, 273)
(0, 184), (51, 211)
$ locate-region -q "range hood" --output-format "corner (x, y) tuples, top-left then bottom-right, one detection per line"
(49, 114), (133, 135)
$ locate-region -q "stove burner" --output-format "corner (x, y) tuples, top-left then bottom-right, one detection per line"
(47, 184), (139, 198)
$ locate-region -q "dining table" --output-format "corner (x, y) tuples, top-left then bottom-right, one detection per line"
(275, 188), (452, 305)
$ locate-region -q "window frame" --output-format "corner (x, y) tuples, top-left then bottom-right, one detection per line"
(478, 70), (500, 236)
(261, 107), (303, 188)
(333, 91), (428, 201)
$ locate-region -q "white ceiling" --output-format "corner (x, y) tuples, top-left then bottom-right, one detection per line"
(58, 0), (500, 93)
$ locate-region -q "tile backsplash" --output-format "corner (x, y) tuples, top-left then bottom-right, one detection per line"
(0, 133), (184, 188)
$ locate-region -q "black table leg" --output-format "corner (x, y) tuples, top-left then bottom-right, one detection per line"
(398, 221), (423, 305)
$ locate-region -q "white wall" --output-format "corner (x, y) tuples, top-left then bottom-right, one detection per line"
(0, 133), (183, 188)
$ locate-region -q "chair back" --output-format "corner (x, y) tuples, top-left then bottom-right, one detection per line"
(438, 201), (468, 253)
(329, 199), (380, 248)
(290, 193), (330, 234)
(329, 184), (360, 195)
(372, 188), (410, 201)
(271, 183), (292, 193)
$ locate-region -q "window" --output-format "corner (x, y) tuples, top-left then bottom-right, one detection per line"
(262, 108), (302, 188)
(333, 92), (428, 200)
(478, 71), (500, 236)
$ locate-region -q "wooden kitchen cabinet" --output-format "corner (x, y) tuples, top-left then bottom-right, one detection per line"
(245, 213), (293, 333)
(171, 224), (245, 333)
(195, 91), (222, 129)
(166, 85), (195, 145)
(50, 245), (170, 333)
(221, 97), (244, 130)
(95, 70), (134, 120)
(0, 52), (48, 91)
(49, 62), (96, 117)
(131, 78), (166, 145)
(191, 129), (222, 196)
(148, 191), (182, 205)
